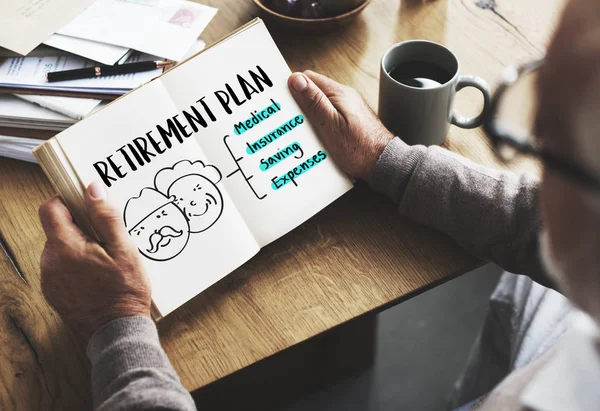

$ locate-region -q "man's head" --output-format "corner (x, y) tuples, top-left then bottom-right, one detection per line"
(124, 188), (190, 261)
(154, 160), (224, 233)
(537, 0), (600, 323)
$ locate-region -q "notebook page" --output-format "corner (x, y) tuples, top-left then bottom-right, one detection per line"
(54, 79), (259, 316)
(160, 20), (353, 247)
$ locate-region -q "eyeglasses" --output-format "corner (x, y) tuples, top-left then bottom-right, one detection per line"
(483, 58), (600, 191)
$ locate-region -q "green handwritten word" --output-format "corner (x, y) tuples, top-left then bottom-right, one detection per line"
(246, 115), (304, 154)
(234, 99), (282, 136)
(271, 150), (327, 189)
(260, 142), (302, 171)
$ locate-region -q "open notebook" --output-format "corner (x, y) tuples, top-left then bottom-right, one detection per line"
(34, 19), (353, 319)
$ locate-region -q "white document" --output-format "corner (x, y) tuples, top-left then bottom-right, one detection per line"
(116, 39), (205, 65)
(0, 136), (44, 163)
(0, 95), (72, 122)
(57, 0), (218, 61)
(181, 39), (206, 61)
(44, 34), (130, 65)
(0, 44), (71, 58)
(0, 94), (75, 130)
(15, 95), (102, 120)
(0, 0), (96, 55)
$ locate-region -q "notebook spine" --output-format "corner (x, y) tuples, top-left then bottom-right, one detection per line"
(33, 139), (164, 320)
(33, 139), (97, 239)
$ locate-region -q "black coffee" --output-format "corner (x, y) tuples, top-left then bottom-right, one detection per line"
(388, 61), (453, 89)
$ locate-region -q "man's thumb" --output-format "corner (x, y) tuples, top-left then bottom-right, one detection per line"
(85, 181), (129, 246)
(288, 72), (337, 123)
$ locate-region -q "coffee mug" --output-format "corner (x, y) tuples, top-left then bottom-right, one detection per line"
(378, 40), (491, 146)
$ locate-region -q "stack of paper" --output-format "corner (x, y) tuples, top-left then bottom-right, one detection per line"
(0, 95), (76, 131)
(1, 0), (217, 64)
(16, 95), (103, 121)
(0, 52), (165, 99)
(0, 136), (45, 163)
(0, 0), (216, 162)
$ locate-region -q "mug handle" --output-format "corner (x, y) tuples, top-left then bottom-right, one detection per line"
(451, 75), (491, 129)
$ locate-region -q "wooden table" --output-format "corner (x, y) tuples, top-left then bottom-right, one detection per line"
(0, 0), (565, 409)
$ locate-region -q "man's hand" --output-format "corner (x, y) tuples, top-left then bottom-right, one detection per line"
(39, 182), (151, 342)
(288, 70), (394, 180)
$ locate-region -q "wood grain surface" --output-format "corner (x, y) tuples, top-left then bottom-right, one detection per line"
(0, 0), (566, 409)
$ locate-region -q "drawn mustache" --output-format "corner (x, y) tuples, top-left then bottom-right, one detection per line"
(146, 225), (183, 254)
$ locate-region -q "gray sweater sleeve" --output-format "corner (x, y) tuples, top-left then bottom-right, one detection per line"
(369, 137), (553, 288)
(86, 316), (196, 411)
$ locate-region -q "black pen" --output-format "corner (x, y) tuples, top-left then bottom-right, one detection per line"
(46, 60), (175, 83)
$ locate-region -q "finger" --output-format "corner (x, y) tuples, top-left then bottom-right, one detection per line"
(39, 196), (85, 244)
(303, 70), (365, 119)
(303, 70), (347, 100)
(84, 181), (130, 248)
(288, 72), (338, 126)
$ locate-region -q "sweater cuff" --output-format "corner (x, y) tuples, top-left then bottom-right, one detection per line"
(368, 137), (427, 203)
(86, 316), (173, 399)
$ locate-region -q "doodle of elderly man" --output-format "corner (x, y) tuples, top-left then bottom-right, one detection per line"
(154, 160), (224, 233)
(124, 188), (190, 262)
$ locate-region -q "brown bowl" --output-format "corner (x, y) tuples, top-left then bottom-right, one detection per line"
(253, 0), (372, 31)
